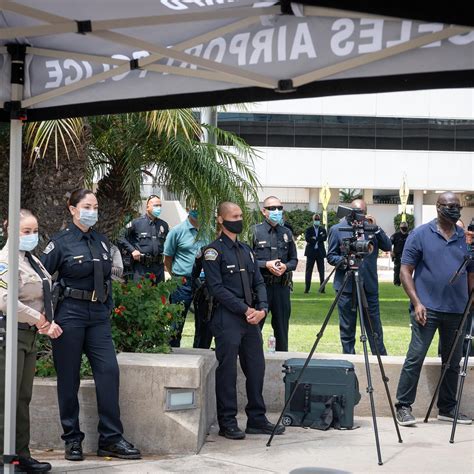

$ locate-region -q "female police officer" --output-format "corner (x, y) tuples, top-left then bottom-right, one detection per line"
(0, 209), (55, 472)
(41, 189), (140, 461)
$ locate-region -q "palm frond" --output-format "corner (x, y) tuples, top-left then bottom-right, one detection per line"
(25, 118), (83, 167)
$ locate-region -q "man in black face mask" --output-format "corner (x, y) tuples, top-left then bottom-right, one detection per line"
(395, 192), (474, 427)
(390, 221), (410, 286)
(202, 202), (284, 440)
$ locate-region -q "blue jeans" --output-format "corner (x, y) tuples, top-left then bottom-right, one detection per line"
(396, 309), (464, 412)
(337, 291), (387, 355)
(169, 279), (193, 347)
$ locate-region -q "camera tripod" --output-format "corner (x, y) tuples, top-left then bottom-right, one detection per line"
(267, 258), (403, 466)
(424, 253), (473, 443)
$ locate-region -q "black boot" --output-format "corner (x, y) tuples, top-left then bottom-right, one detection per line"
(16, 456), (52, 472)
(65, 440), (84, 461)
(97, 439), (141, 460)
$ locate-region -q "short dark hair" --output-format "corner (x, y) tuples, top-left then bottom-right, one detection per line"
(147, 195), (161, 204)
(67, 189), (94, 208)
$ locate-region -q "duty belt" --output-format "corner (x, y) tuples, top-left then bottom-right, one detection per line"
(18, 322), (37, 331)
(140, 254), (164, 266)
(263, 272), (292, 286)
(63, 286), (109, 303)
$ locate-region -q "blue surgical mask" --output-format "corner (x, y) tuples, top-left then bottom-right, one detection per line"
(79, 209), (98, 228)
(151, 206), (162, 218)
(314, 220), (321, 226)
(19, 233), (39, 252)
(268, 210), (283, 224)
(189, 210), (199, 220)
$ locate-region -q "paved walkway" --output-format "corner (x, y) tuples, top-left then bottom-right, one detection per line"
(32, 415), (473, 473)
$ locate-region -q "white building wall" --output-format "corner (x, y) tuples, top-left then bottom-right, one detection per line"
(253, 147), (474, 192)
(227, 89), (474, 119)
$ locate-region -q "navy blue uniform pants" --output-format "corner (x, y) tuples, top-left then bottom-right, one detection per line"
(396, 310), (464, 412)
(52, 299), (123, 446)
(305, 255), (325, 292)
(336, 291), (387, 356)
(260, 284), (291, 352)
(211, 306), (267, 429)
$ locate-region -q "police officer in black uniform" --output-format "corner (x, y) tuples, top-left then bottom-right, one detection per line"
(41, 189), (140, 462)
(118, 195), (169, 282)
(390, 221), (410, 286)
(251, 196), (298, 352)
(202, 202), (284, 440)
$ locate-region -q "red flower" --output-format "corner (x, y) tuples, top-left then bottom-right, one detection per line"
(161, 295), (167, 305)
(114, 308), (123, 317)
(137, 283), (142, 289)
(119, 305), (126, 312)
(181, 276), (187, 284)
(149, 273), (156, 280)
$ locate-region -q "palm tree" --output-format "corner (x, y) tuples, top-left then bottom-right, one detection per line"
(88, 110), (259, 237)
(0, 110), (260, 242)
(339, 188), (363, 203)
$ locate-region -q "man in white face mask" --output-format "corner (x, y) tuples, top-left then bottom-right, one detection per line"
(251, 196), (298, 352)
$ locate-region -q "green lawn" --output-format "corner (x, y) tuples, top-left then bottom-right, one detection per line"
(180, 282), (439, 357)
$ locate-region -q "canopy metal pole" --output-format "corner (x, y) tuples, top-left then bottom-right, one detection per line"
(3, 44), (25, 474)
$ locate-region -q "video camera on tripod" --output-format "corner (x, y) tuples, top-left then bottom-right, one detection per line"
(336, 205), (379, 268)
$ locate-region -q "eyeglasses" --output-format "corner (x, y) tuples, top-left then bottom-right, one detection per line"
(264, 206), (283, 211)
(439, 204), (463, 211)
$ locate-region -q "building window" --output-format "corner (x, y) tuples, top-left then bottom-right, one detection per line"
(217, 113), (474, 152)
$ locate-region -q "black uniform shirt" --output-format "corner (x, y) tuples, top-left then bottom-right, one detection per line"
(202, 234), (268, 316)
(40, 223), (112, 292)
(251, 220), (298, 275)
(390, 230), (410, 258)
(118, 214), (169, 257)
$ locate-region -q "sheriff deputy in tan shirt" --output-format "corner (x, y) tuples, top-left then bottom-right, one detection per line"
(0, 209), (61, 472)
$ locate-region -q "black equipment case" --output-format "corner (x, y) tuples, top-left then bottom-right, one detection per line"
(282, 358), (361, 430)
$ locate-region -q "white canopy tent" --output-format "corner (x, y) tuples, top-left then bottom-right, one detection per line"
(1, 1), (473, 471)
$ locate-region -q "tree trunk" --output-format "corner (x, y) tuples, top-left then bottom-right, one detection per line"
(0, 123), (88, 248)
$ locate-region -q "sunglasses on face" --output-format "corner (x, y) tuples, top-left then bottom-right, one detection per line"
(264, 206), (283, 211)
(439, 204), (463, 210)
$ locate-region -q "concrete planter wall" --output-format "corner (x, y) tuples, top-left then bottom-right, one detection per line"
(30, 348), (217, 455)
(29, 350), (472, 455)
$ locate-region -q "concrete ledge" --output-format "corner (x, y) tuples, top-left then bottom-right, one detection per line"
(30, 348), (217, 454)
(237, 352), (474, 418)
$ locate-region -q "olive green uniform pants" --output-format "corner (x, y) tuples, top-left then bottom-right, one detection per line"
(0, 328), (37, 460)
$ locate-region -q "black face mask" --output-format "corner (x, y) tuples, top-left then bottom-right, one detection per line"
(438, 205), (461, 224)
(222, 219), (243, 234)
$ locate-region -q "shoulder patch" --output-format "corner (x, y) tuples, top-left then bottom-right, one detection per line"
(101, 241), (108, 252)
(204, 248), (218, 261)
(0, 278), (6, 290)
(0, 262), (7, 275)
(283, 233), (289, 242)
(43, 241), (55, 254)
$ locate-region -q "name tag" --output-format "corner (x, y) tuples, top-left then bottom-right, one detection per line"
(258, 241), (267, 244)
(226, 265), (235, 269)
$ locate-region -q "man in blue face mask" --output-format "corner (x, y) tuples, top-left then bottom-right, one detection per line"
(251, 196), (298, 351)
(118, 195), (169, 282)
(304, 213), (327, 294)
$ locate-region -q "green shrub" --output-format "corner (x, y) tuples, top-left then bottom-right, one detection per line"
(36, 276), (184, 377)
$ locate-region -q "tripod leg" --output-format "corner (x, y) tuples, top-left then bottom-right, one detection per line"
(354, 272), (383, 465)
(424, 290), (474, 423)
(359, 286), (403, 443)
(266, 271), (351, 447)
(450, 330), (472, 443)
